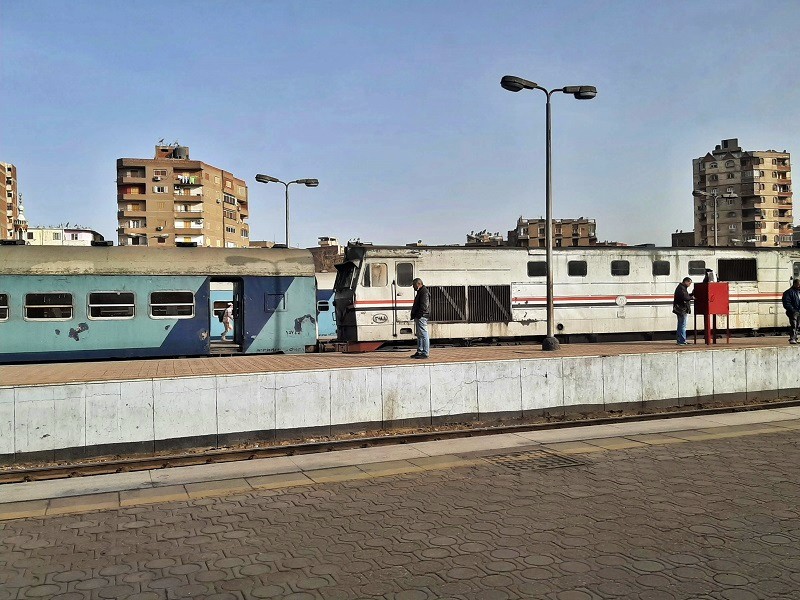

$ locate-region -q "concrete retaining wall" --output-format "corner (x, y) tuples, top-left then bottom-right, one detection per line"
(2, 346), (799, 463)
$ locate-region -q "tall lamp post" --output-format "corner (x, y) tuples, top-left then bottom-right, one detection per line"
(255, 174), (319, 248)
(500, 75), (597, 351)
(692, 190), (737, 246)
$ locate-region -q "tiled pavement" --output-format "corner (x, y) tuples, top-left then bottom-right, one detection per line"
(1, 415), (799, 599)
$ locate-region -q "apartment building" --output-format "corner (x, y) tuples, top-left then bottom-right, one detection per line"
(693, 138), (793, 247)
(25, 226), (104, 246)
(2, 162), (28, 241)
(116, 145), (249, 247)
(507, 216), (597, 248)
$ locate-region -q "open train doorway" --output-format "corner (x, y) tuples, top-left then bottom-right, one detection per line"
(210, 279), (242, 353)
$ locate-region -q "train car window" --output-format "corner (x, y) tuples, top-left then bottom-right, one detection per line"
(527, 261), (547, 277)
(652, 261), (670, 276)
(149, 291), (194, 318)
(688, 260), (706, 276)
(88, 292), (135, 319)
(567, 261), (587, 277)
(793, 262), (800, 278)
(610, 260), (630, 276)
(363, 263), (388, 287)
(717, 258), (757, 282)
(265, 293), (286, 312)
(397, 263), (414, 287)
(0, 294), (8, 321)
(25, 293), (73, 320)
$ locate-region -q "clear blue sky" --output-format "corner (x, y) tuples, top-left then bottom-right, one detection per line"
(2, 0), (799, 247)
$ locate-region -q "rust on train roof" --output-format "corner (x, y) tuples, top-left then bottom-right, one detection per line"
(0, 246), (315, 276)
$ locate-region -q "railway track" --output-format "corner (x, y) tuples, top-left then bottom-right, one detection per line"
(1, 397), (798, 485)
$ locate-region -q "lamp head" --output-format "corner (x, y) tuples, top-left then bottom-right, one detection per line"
(297, 179), (319, 187)
(255, 174), (280, 184)
(563, 85), (597, 99)
(501, 75), (538, 92)
(692, 190), (709, 198)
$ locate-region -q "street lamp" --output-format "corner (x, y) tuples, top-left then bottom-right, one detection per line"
(255, 174), (319, 248)
(500, 75), (597, 351)
(692, 190), (737, 246)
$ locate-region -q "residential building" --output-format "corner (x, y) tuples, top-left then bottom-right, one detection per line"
(2, 162), (28, 241)
(466, 230), (505, 246)
(116, 144), (249, 247)
(693, 138), (793, 247)
(507, 216), (597, 248)
(793, 225), (800, 247)
(309, 237), (345, 272)
(671, 230), (695, 247)
(25, 226), (105, 246)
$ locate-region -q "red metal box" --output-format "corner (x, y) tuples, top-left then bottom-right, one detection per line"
(693, 282), (730, 316)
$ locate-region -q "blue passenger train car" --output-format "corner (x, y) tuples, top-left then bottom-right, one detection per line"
(0, 246), (318, 363)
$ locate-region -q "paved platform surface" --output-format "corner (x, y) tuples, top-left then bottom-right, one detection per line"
(1, 335), (794, 387)
(1, 409), (799, 599)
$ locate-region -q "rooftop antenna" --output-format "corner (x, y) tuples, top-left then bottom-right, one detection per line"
(157, 138), (165, 145)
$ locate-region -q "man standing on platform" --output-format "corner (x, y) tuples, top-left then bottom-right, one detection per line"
(673, 277), (694, 346)
(410, 278), (431, 359)
(782, 278), (800, 344)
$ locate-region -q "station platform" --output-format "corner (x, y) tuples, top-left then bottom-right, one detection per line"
(0, 336), (795, 388)
(1, 407), (798, 599)
(2, 337), (799, 464)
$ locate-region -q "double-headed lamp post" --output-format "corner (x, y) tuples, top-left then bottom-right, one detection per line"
(692, 190), (737, 246)
(500, 75), (597, 351)
(255, 174), (319, 248)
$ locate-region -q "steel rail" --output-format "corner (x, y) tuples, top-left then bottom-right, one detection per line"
(1, 397), (798, 485)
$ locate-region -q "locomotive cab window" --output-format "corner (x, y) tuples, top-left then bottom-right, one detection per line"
(333, 262), (357, 290)
(397, 262), (414, 287)
(362, 262), (388, 287)
(0, 293), (8, 321)
(25, 293), (73, 320)
(611, 260), (630, 276)
(567, 261), (587, 277)
(149, 291), (194, 318)
(717, 259), (757, 282)
(652, 261), (670, 276)
(88, 292), (135, 319)
(527, 261), (547, 277)
(688, 260), (706, 276)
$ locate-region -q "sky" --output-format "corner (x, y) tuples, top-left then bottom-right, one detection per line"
(2, 0), (799, 248)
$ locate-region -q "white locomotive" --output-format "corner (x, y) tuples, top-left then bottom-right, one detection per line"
(333, 245), (800, 347)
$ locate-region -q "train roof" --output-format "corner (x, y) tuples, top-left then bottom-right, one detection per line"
(0, 246), (315, 276)
(346, 244), (800, 257)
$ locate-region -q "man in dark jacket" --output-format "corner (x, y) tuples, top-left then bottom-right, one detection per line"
(782, 278), (800, 344)
(673, 277), (694, 345)
(410, 278), (431, 358)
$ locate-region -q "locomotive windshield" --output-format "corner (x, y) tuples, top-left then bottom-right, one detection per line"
(334, 261), (357, 290)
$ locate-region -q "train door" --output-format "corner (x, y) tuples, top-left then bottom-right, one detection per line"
(210, 279), (242, 348)
(394, 261), (415, 336)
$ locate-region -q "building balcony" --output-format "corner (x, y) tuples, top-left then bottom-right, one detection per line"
(117, 192), (147, 201)
(117, 175), (146, 184)
(174, 226), (204, 235)
(174, 175), (203, 185)
(174, 208), (204, 216)
(117, 209), (147, 218)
